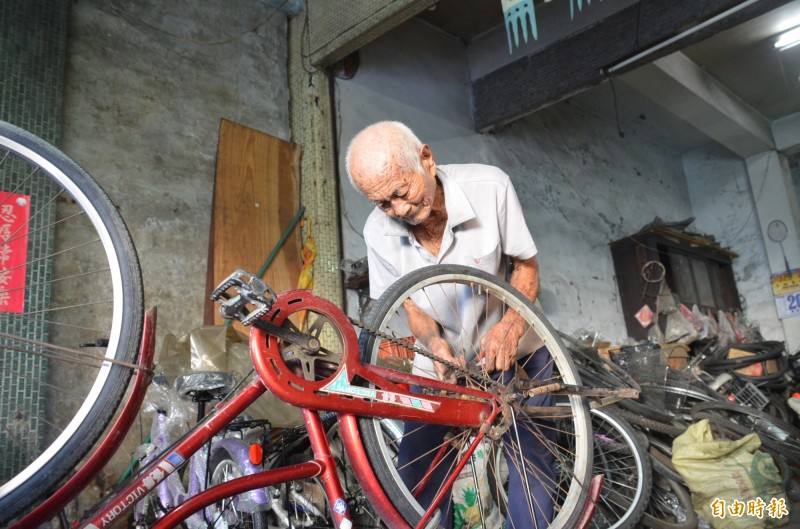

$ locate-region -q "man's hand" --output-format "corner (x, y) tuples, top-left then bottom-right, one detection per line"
(402, 298), (464, 382)
(477, 254), (539, 373)
(479, 317), (525, 372)
(428, 336), (464, 383)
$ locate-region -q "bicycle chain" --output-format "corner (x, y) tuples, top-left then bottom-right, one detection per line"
(347, 316), (499, 390)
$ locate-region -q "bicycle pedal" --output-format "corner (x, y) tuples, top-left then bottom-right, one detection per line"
(211, 269), (277, 325)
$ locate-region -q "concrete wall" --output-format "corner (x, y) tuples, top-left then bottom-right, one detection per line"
(63, 0), (290, 341)
(683, 145), (784, 342)
(336, 19), (693, 343)
(59, 0), (290, 508)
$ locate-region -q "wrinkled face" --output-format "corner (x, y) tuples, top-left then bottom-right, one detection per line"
(360, 169), (437, 225)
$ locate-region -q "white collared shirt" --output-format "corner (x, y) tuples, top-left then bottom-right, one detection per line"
(364, 164), (540, 377)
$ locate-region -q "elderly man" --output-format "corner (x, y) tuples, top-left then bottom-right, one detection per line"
(346, 120), (555, 527)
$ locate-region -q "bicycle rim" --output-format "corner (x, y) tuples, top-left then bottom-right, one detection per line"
(356, 265), (592, 529)
(0, 121), (143, 522)
(588, 407), (651, 529)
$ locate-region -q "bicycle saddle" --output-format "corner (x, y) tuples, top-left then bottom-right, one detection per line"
(175, 371), (238, 401)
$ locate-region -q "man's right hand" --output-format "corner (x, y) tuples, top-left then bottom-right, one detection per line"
(427, 336), (464, 383)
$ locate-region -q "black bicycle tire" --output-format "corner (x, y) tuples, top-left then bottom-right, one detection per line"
(639, 476), (698, 529)
(589, 407), (652, 529)
(643, 380), (723, 420)
(616, 396), (676, 424)
(0, 121), (143, 523)
(703, 351), (783, 368)
(648, 446), (684, 486)
(356, 264), (593, 529)
(575, 366), (672, 424)
(559, 333), (642, 393)
(612, 407), (687, 438)
(207, 448), (269, 529)
(704, 342), (784, 366)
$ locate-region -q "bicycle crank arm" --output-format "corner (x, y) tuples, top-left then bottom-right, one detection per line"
(252, 318), (321, 353)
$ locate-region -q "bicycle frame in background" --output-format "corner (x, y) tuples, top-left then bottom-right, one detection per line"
(131, 373), (272, 529)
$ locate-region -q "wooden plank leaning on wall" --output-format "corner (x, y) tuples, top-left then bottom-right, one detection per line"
(204, 118), (302, 332)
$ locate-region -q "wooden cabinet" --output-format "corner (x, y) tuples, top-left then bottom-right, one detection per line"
(610, 226), (740, 340)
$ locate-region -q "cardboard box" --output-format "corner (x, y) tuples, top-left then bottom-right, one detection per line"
(660, 343), (690, 370)
(727, 347), (778, 377)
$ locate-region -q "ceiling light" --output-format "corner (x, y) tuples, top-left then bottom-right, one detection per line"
(775, 26), (800, 51)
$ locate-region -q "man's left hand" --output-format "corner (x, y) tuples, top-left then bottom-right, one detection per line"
(479, 318), (524, 372)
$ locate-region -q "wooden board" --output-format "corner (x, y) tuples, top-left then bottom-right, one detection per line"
(204, 119), (301, 329)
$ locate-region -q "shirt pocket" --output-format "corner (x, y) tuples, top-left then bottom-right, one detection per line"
(464, 244), (500, 274)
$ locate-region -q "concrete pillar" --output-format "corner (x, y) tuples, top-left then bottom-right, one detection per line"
(288, 15), (343, 307)
(746, 151), (800, 352)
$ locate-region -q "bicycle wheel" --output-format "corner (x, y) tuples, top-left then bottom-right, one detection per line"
(208, 448), (269, 529)
(639, 476), (697, 529)
(356, 265), (593, 529)
(0, 120), (143, 522)
(588, 407), (651, 529)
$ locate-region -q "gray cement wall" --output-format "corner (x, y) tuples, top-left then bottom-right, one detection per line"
(59, 0), (290, 510)
(683, 145), (784, 342)
(62, 0), (290, 342)
(336, 19), (694, 344)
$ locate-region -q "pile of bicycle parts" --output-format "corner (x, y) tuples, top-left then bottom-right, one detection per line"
(561, 335), (800, 529)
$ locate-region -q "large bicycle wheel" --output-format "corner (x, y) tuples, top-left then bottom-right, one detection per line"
(588, 407), (651, 529)
(0, 120), (143, 522)
(356, 265), (593, 529)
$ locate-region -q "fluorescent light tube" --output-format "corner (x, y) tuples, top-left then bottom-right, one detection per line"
(775, 26), (800, 50)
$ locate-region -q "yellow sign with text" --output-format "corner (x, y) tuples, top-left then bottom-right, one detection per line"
(771, 268), (800, 296)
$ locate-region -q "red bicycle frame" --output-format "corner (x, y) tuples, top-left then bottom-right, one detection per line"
(16, 290), (601, 529)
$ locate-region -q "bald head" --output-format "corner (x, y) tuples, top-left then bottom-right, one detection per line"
(345, 121), (439, 226)
(345, 121), (426, 192)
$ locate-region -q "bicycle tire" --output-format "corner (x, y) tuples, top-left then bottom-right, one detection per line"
(612, 408), (687, 438)
(560, 333), (641, 395)
(356, 265), (593, 529)
(0, 120), (143, 523)
(702, 341), (784, 368)
(644, 381), (722, 420)
(575, 366), (673, 424)
(208, 448), (269, 529)
(647, 444), (684, 486)
(639, 476), (697, 529)
(588, 407), (651, 529)
(616, 397), (675, 424)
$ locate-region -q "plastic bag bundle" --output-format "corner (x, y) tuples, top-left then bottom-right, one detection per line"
(672, 420), (789, 528)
